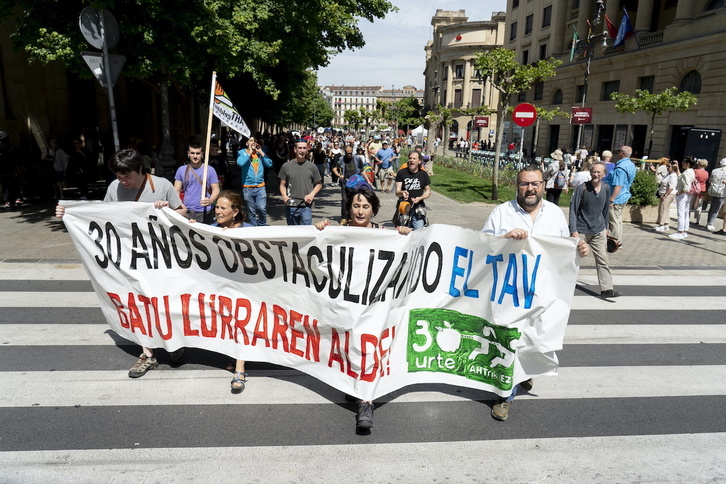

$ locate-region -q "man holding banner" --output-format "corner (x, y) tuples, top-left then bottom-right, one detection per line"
(482, 165), (589, 421)
(56, 148), (188, 378)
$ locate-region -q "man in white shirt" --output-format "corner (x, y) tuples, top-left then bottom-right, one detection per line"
(482, 165), (588, 421)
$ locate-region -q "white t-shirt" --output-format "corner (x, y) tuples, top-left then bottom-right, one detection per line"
(482, 199), (569, 237)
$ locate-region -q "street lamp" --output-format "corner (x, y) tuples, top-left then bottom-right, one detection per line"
(575, 0), (610, 151)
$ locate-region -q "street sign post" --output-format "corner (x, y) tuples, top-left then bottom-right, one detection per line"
(512, 103), (537, 164)
(79, 7), (122, 151)
(512, 103), (537, 127)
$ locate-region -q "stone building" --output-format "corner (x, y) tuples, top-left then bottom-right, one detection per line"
(505, 0), (726, 161)
(322, 85), (424, 129)
(423, 10), (507, 148)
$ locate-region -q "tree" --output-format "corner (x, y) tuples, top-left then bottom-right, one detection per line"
(425, 104), (455, 155)
(395, 97), (422, 134)
(1, 0), (395, 99)
(344, 109), (363, 133)
(610, 87), (697, 156)
(359, 107), (376, 137)
(474, 47), (561, 200)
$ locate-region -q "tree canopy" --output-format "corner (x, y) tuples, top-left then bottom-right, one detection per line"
(610, 87), (697, 155)
(474, 47), (561, 200)
(1, 0), (394, 106)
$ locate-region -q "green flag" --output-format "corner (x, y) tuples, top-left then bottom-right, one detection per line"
(570, 26), (580, 61)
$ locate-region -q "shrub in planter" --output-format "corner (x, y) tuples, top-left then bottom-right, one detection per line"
(628, 170), (658, 206)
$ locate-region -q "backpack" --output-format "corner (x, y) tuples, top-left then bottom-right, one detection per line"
(689, 177), (702, 196)
(555, 170), (567, 188)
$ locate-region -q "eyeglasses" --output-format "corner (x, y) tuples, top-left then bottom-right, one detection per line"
(518, 181), (543, 188)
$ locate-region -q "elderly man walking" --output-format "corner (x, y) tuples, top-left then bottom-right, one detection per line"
(569, 162), (622, 299)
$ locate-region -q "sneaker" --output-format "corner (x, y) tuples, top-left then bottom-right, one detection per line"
(601, 289), (623, 299)
(3, 202), (10, 208)
(653, 225), (664, 232)
(668, 232), (685, 240)
(357, 401), (374, 428)
(707, 225), (716, 231)
(682, 232), (689, 239)
(520, 378), (533, 392)
(491, 399), (511, 421)
(15, 198), (23, 206)
(128, 354), (158, 378)
(169, 347), (185, 365)
(715, 230), (726, 236)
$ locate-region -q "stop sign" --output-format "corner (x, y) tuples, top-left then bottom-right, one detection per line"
(512, 103), (537, 127)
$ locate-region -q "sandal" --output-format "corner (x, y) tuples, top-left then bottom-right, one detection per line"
(231, 372), (247, 393)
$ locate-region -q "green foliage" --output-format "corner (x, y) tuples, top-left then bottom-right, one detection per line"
(610, 87), (698, 116)
(473, 47), (561, 200)
(611, 87), (697, 153)
(2, 0), (396, 101)
(628, 170), (659, 206)
(344, 109), (363, 132)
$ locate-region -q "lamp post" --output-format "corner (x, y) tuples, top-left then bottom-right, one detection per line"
(575, 0), (609, 152)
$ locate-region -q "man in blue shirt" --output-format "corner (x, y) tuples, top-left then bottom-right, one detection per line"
(375, 140), (397, 193)
(604, 145), (637, 248)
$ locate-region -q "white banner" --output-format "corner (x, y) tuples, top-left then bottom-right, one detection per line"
(61, 201), (579, 401)
(213, 81), (251, 138)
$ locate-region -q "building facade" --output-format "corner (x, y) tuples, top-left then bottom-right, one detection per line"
(322, 85), (424, 129)
(505, 0), (726, 162)
(423, 10), (507, 147)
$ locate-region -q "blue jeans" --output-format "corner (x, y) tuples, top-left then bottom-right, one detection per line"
(286, 204), (312, 225)
(243, 186), (267, 226)
(412, 211), (426, 230)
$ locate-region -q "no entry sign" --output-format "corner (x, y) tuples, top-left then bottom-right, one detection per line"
(512, 103), (537, 127)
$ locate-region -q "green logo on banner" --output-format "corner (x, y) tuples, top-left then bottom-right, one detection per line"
(406, 308), (521, 390)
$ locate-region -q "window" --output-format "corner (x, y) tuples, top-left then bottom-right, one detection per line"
(513, 0), (520, 7)
(525, 15), (533, 35)
(522, 50), (529, 65)
(679, 70), (702, 94)
(706, 0), (724, 9)
(638, 75), (655, 93)
(471, 89), (482, 109)
(539, 44), (547, 60)
(602, 80), (620, 100)
(443, 67), (448, 80)
(552, 89), (563, 105)
(510, 22), (518, 40)
(534, 82), (544, 101)
(455, 64), (464, 79)
(518, 91), (527, 102)
(542, 5), (552, 27)
(454, 89), (463, 108)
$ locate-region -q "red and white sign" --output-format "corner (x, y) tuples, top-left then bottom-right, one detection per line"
(474, 116), (489, 128)
(512, 103), (537, 127)
(571, 107), (593, 124)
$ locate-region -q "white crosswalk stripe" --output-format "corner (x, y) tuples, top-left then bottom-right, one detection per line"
(1, 262), (725, 481)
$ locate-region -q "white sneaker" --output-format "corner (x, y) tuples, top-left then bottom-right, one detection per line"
(668, 232), (685, 240)
(663, 226), (670, 232)
(682, 232), (689, 239)
(654, 225), (666, 232)
(707, 225), (716, 231)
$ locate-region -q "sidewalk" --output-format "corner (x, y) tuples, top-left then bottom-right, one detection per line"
(1, 177), (724, 268)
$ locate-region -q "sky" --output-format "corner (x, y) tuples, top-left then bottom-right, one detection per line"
(316, 0), (508, 90)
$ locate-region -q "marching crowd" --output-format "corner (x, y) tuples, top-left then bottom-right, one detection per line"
(42, 128), (725, 432)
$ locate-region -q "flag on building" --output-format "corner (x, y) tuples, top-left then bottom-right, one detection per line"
(614, 9), (635, 48)
(570, 26), (580, 61)
(604, 14), (618, 39)
(212, 80), (251, 138)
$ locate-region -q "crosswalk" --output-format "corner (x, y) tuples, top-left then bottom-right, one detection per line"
(1, 261), (725, 482)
